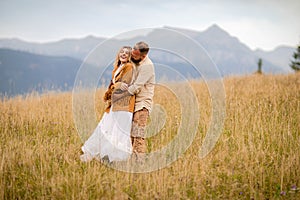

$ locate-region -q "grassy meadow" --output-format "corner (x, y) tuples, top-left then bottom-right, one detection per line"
(0, 73), (299, 199)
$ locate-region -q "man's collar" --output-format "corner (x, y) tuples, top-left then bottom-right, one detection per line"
(137, 55), (148, 66)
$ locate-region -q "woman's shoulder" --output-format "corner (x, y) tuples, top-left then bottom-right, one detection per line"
(125, 62), (133, 67)
(123, 62), (134, 71)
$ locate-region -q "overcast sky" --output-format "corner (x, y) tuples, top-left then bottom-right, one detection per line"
(0, 0), (299, 51)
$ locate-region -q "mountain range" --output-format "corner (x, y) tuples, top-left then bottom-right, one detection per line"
(0, 48), (82, 96)
(0, 24), (296, 96)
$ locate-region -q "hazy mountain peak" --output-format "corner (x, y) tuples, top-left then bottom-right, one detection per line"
(202, 24), (230, 37)
(206, 24), (222, 30)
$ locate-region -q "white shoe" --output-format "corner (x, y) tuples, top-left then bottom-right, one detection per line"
(80, 153), (92, 162)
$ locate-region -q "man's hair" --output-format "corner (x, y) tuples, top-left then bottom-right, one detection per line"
(135, 41), (149, 55)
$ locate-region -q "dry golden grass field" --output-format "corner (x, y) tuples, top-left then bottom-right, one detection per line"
(0, 73), (299, 199)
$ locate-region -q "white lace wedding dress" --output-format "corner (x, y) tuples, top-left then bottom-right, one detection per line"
(81, 108), (133, 162)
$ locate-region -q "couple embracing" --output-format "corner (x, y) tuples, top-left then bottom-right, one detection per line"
(80, 41), (155, 163)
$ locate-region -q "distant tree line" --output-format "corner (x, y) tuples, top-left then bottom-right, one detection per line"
(257, 58), (263, 74)
(290, 44), (300, 72)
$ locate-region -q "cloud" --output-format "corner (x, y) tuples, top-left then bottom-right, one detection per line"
(0, 0), (299, 49)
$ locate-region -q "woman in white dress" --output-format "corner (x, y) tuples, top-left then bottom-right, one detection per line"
(80, 46), (136, 162)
